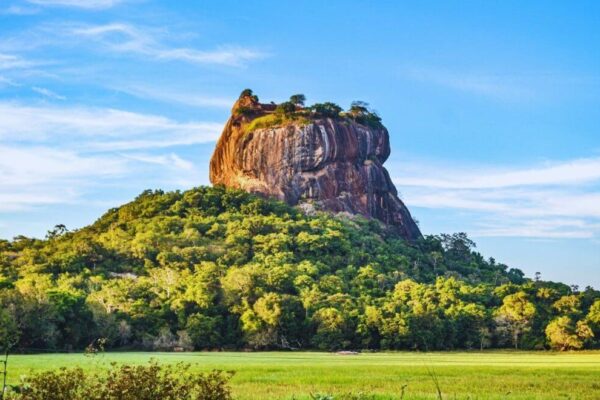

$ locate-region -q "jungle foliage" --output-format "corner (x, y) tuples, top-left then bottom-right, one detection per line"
(1, 186), (599, 352)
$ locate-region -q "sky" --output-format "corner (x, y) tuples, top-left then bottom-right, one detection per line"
(0, 0), (599, 287)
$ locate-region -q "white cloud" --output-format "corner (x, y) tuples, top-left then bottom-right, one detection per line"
(397, 157), (600, 189)
(118, 85), (233, 108)
(0, 76), (19, 87)
(0, 53), (36, 70)
(2, 5), (40, 15)
(0, 102), (221, 150)
(0, 145), (125, 186)
(26, 0), (122, 9)
(393, 157), (600, 238)
(0, 145), (125, 211)
(122, 153), (194, 170)
(32, 86), (66, 100)
(403, 67), (537, 101)
(473, 218), (596, 239)
(70, 23), (265, 66)
(0, 101), (219, 212)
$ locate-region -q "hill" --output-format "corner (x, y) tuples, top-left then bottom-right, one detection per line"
(1, 186), (599, 352)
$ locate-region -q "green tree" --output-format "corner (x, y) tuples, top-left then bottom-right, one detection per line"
(0, 308), (18, 351)
(289, 94), (306, 106)
(496, 292), (536, 349)
(311, 307), (349, 350)
(545, 316), (593, 350)
(309, 102), (342, 118)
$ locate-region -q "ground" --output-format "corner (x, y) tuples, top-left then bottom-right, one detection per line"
(6, 351), (600, 399)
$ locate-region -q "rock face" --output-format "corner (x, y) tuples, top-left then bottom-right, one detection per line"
(209, 94), (422, 241)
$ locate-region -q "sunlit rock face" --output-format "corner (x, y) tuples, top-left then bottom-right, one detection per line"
(210, 94), (422, 241)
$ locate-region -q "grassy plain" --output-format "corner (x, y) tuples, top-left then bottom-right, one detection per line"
(6, 351), (600, 399)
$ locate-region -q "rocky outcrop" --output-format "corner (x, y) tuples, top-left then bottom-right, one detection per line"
(209, 94), (422, 241)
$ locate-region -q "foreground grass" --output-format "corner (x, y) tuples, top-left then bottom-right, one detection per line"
(7, 351), (600, 399)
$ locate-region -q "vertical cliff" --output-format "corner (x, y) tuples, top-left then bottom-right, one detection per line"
(210, 93), (422, 241)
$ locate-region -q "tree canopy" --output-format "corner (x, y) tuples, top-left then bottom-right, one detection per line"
(0, 186), (598, 351)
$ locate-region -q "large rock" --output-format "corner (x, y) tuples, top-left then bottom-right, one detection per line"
(209, 94), (422, 241)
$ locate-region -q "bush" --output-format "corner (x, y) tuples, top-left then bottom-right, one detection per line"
(245, 113), (309, 133)
(8, 367), (87, 400)
(347, 101), (382, 127)
(289, 94), (306, 106)
(275, 101), (296, 115)
(7, 361), (234, 400)
(309, 102), (342, 119)
(239, 89), (258, 102)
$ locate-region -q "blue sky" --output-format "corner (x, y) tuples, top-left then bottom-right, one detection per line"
(0, 0), (599, 287)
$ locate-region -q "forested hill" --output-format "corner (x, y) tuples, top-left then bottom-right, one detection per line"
(1, 186), (599, 352)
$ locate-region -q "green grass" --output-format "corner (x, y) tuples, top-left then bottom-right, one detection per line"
(6, 351), (600, 399)
(245, 113), (310, 133)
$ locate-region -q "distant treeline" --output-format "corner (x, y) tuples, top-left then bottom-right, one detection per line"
(0, 186), (599, 352)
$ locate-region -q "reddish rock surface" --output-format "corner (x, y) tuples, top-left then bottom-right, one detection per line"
(209, 94), (422, 241)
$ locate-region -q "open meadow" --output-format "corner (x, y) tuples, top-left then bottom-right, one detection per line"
(7, 351), (600, 399)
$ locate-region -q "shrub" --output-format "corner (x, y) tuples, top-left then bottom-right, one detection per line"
(7, 361), (234, 400)
(245, 113), (309, 133)
(235, 106), (254, 116)
(309, 102), (342, 119)
(289, 94), (306, 106)
(275, 101), (296, 115)
(239, 89), (258, 102)
(347, 101), (382, 127)
(8, 367), (87, 400)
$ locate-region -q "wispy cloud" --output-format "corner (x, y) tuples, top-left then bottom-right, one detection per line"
(2, 5), (40, 15)
(0, 144), (125, 211)
(122, 153), (194, 170)
(473, 218), (597, 239)
(404, 67), (534, 100)
(69, 23), (265, 66)
(0, 76), (19, 87)
(118, 85), (233, 108)
(0, 53), (37, 70)
(0, 102), (221, 149)
(0, 101), (217, 212)
(397, 157), (600, 189)
(393, 157), (600, 238)
(26, 0), (123, 9)
(32, 86), (66, 100)
(0, 145), (124, 186)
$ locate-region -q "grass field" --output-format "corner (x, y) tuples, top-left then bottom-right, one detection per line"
(6, 351), (600, 399)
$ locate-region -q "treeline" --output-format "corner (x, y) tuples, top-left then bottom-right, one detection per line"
(0, 186), (599, 352)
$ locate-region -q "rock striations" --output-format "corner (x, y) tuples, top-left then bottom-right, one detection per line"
(209, 92), (422, 241)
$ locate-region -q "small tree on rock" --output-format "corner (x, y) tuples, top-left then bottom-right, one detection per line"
(289, 94), (306, 106)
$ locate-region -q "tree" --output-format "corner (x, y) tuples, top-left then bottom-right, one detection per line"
(239, 88), (258, 102)
(240, 293), (305, 349)
(552, 295), (582, 318)
(275, 101), (296, 115)
(240, 89), (253, 97)
(186, 314), (223, 349)
(545, 316), (593, 350)
(347, 101), (382, 127)
(289, 94), (306, 106)
(2, 185), (599, 352)
(0, 308), (18, 351)
(496, 291), (536, 349)
(311, 307), (349, 350)
(309, 102), (342, 118)
(46, 224), (68, 240)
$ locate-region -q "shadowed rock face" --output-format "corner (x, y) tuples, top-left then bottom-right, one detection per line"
(210, 95), (422, 241)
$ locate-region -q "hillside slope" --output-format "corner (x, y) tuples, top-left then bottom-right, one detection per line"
(1, 186), (599, 351)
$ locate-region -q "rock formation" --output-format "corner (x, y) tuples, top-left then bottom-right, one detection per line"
(209, 92), (422, 241)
